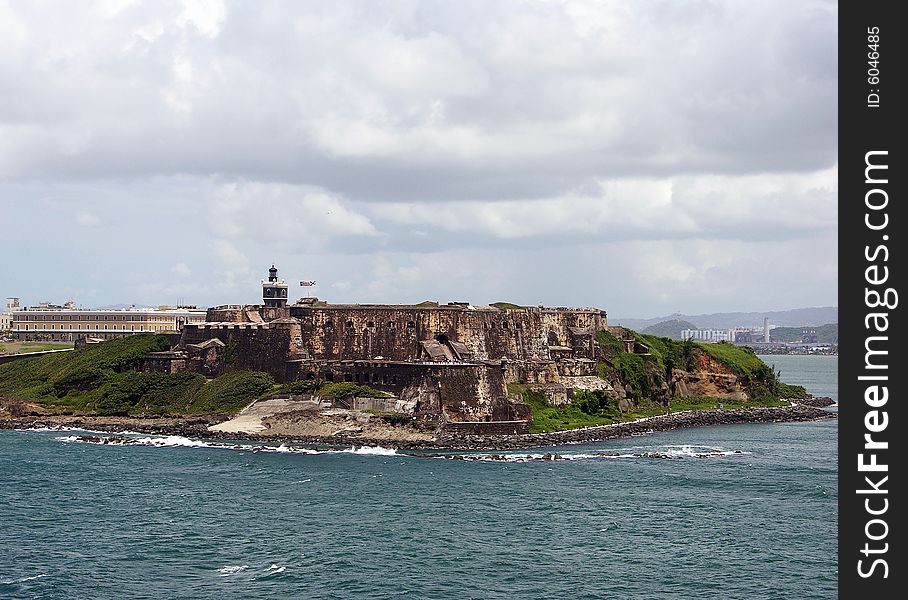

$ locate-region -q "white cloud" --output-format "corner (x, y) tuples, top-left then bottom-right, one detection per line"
(170, 262), (192, 278)
(76, 212), (101, 227)
(207, 181), (378, 251)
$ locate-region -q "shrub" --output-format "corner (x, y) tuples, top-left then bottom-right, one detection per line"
(191, 371), (275, 414)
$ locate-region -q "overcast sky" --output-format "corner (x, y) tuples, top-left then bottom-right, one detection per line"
(0, 0), (837, 318)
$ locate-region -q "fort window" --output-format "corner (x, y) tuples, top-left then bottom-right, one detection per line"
(406, 321), (415, 329)
(355, 373), (362, 383)
(325, 372), (334, 382)
(324, 320), (333, 329)
(489, 322), (495, 329)
(344, 373), (353, 382)
(366, 321), (374, 329)
(502, 322), (509, 329)
(346, 320), (354, 329)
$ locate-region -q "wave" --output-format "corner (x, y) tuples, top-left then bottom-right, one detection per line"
(342, 445), (398, 456)
(55, 434), (397, 458)
(0, 573), (47, 584)
(16, 426), (109, 434)
(262, 564), (286, 576)
(217, 565), (249, 576)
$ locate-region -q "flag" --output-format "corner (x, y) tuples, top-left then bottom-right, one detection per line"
(300, 281), (316, 286)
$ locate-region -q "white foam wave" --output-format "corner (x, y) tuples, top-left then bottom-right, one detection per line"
(342, 445), (398, 456)
(262, 564), (286, 576)
(217, 565), (248, 576)
(134, 435), (214, 448)
(0, 573), (47, 584)
(14, 426), (64, 432)
(54, 434), (398, 458)
(17, 426), (108, 434)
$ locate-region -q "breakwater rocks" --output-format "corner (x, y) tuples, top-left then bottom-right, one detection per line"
(794, 396), (836, 408)
(435, 405), (836, 450)
(2, 404), (835, 451)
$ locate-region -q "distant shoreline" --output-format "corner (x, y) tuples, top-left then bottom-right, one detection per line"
(0, 402), (836, 451)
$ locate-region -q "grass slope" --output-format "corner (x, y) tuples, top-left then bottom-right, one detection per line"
(0, 335), (274, 416)
(767, 323), (838, 344)
(516, 328), (805, 433)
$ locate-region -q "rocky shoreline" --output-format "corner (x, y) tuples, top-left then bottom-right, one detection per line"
(0, 403), (836, 451)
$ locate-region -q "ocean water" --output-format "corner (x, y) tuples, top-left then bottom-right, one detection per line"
(758, 354), (838, 402)
(0, 357), (837, 599)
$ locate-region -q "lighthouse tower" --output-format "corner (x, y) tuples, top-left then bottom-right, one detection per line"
(262, 264), (288, 308)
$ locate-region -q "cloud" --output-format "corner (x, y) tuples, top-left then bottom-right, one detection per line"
(0, 1), (837, 316)
(170, 262), (192, 278)
(75, 212), (101, 227)
(207, 181), (378, 252)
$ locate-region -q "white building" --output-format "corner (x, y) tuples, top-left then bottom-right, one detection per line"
(11, 305), (207, 341)
(681, 328), (735, 343)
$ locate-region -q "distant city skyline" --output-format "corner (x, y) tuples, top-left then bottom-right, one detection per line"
(0, 1), (837, 317)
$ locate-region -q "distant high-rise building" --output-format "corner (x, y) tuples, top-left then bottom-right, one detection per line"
(764, 317), (770, 343)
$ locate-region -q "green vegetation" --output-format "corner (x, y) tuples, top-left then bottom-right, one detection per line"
(512, 385), (619, 433)
(0, 341), (74, 355)
(511, 380), (790, 434)
(595, 329), (626, 355)
(282, 379), (324, 395)
(777, 382), (810, 399)
(0, 335), (275, 416)
(415, 301), (439, 307)
(767, 323), (838, 344)
(694, 341), (770, 378)
(536, 327), (800, 432)
(191, 371), (274, 413)
(596, 330), (700, 401)
(491, 302), (524, 310)
(641, 319), (698, 339)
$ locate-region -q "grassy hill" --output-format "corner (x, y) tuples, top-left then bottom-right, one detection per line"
(0, 335), (274, 416)
(512, 328), (806, 433)
(641, 319), (698, 339)
(769, 323), (838, 344)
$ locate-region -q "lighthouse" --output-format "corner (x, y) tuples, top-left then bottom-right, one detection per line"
(262, 264), (288, 308)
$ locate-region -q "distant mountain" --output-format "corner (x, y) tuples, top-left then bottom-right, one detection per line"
(768, 323), (838, 344)
(641, 319), (698, 340)
(612, 306), (838, 330)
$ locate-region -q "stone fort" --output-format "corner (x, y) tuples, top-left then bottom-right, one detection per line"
(148, 266), (609, 432)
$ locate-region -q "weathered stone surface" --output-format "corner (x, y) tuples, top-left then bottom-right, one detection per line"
(174, 302), (607, 430)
